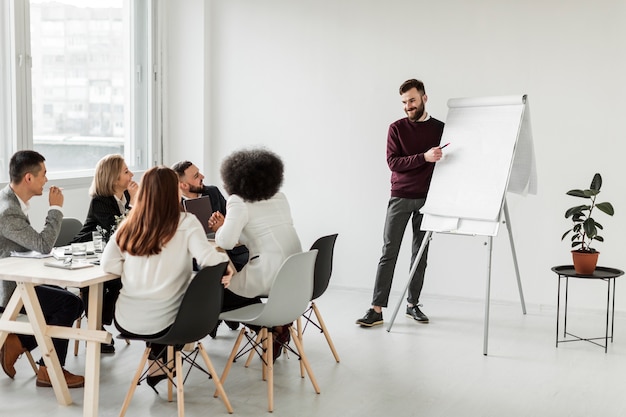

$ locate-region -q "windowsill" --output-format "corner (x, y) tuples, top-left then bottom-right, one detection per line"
(0, 170), (145, 191)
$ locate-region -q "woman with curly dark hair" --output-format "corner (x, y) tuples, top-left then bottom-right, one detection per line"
(209, 148), (302, 359)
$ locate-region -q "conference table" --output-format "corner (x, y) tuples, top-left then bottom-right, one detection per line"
(0, 255), (119, 417)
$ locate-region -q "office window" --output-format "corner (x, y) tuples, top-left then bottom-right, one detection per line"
(0, 0), (160, 182)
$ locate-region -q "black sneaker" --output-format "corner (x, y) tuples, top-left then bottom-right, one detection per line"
(406, 305), (429, 323)
(355, 308), (383, 327)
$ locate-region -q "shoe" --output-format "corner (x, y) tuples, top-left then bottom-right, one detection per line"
(36, 365), (84, 388)
(146, 373), (169, 394)
(406, 305), (429, 323)
(272, 325), (292, 362)
(100, 327), (115, 353)
(1, 333), (28, 379)
(209, 320), (221, 338)
(100, 342), (115, 354)
(355, 308), (383, 327)
(225, 320), (240, 331)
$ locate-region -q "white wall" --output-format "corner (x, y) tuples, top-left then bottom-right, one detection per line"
(193, 0), (626, 312)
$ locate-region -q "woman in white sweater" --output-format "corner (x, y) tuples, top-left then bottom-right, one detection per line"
(209, 148), (301, 359)
(101, 166), (232, 390)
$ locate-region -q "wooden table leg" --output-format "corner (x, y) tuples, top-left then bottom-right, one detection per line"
(19, 283), (72, 405)
(83, 282), (104, 417)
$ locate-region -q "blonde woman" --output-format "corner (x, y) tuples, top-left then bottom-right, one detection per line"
(72, 154), (138, 353)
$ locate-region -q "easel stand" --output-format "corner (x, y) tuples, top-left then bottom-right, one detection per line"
(386, 199), (526, 356)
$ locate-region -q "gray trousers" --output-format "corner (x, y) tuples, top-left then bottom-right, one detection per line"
(372, 197), (429, 307)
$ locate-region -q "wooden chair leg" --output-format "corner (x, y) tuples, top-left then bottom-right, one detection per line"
(266, 329), (274, 412)
(289, 326), (320, 394)
(118, 347), (151, 417)
(25, 351), (39, 375)
(312, 302), (340, 362)
(198, 342), (233, 413)
(213, 328), (246, 398)
(297, 317), (305, 377)
(73, 314), (82, 356)
(175, 350), (184, 417)
(167, 346), (174, 402)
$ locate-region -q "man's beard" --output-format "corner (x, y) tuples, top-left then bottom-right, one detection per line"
(406, 103), (425, 122)
(188, 183), (204, 194)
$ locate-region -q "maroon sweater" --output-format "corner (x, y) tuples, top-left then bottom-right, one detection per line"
(386, 116), (445, 199)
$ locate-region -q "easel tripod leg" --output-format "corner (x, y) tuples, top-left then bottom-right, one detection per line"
(503, 200), (527, 314)
(386, 231), (432, 332)
(483, 236), (493, 356)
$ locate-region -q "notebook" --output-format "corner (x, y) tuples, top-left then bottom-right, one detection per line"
(182, 196), (214, 237)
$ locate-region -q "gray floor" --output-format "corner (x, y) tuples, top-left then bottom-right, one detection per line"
(2, 286), (626, 417)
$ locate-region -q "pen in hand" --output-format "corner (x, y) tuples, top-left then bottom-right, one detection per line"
(440, 142), (450, 149)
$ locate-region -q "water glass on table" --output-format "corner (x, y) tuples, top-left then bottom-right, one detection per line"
(92, 231), (104, 253)
(71, 242), (87, 262)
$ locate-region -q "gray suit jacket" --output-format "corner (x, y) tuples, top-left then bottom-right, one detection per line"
(0, 185), (62, 305)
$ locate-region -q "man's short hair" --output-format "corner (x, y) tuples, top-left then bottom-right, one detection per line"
(171, 161), (193, 179)
(9, 150), (45, 184)
(399, 79), (426, 95)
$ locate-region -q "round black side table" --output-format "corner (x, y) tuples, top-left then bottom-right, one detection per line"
(551, 265), (624, 352)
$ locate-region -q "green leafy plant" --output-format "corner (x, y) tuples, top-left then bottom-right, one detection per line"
(561, 173), (614, 253)
(95, 209), (130, 243)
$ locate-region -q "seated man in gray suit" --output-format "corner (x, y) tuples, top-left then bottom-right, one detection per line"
(0, 150), (84, 388)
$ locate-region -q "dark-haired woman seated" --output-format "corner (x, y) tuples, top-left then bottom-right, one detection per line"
(101, 166), (233, 391)
(209, 148), (302, 359)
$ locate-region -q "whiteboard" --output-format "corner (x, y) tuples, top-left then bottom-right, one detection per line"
(420, 95), (535, 236)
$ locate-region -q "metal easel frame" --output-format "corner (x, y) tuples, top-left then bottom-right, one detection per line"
(385, 199), (526, 356)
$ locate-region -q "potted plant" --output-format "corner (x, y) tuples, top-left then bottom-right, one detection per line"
(561, 173), (615, 274)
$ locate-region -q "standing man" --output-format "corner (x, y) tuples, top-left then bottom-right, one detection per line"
(0, 150), (84, 387)
(356, 79), (444, 327)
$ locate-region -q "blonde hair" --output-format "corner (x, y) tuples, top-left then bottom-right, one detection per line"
(89, 154), (126, 197)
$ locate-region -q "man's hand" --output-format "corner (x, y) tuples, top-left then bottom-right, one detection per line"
(208, 211), (225, 232)
(48, 186), (64, 207)
(424, 146), (443, 163)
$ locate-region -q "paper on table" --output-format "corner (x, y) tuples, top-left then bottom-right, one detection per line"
(10, 250), (52, 258)
(44, 260), (94, 270)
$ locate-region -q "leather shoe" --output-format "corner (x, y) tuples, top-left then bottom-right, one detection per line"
(1, 333), (28, 379)
(36, 365), (84, 388)
(101, 342), (115, 354)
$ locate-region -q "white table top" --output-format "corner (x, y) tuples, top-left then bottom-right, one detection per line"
(0, 256), (118, 288)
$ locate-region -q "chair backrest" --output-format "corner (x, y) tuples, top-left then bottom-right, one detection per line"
(309, 234), (338, 300)
(149, 262), (228, 345)
(54, 217), (83, 247)
(249, 250), (317, 328)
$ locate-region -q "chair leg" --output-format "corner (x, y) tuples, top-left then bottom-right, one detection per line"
(266, 329), (274, 412)
(312, 302), (340, 362)
(289, 326), (320, 394)
(167, 346), (174, 402)
(213, 328), (246, 398)
(260, 328), (268, 381)
(118, 347), (151, 417)
(175, 350), (184, 417)
(73, 314), (83, 356)
(25, 351), (39, 375)
(198, 342), (233, 414)
(297, 317), (304, 377)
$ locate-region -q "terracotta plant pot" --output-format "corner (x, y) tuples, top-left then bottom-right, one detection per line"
(571, 250), (599, 275)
